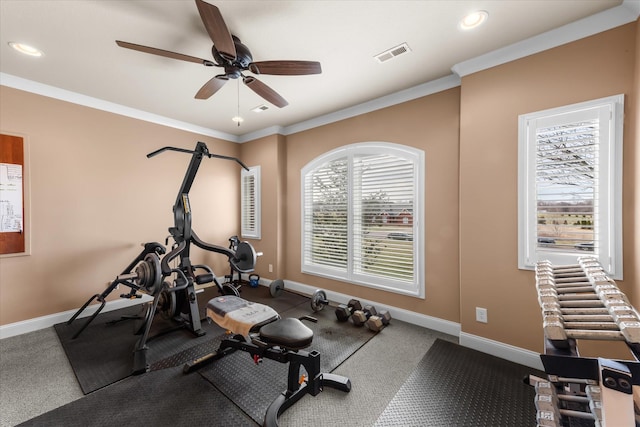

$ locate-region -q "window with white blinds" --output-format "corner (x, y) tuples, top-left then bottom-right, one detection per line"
(302, 142), (424, 297)
(518, 95), (623, 278)
(241, 166), (260, 239)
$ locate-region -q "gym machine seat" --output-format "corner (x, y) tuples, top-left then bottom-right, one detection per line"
(185, 295), (351, 427)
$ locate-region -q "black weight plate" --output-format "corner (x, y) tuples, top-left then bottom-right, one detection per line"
(233, 242), (257, 273)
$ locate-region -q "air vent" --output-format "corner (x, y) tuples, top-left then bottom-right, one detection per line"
(374, 43), (411, 63)
(251, 104), (269, 113)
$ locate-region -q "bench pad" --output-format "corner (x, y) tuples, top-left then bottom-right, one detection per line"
(259, 318), (314, 350)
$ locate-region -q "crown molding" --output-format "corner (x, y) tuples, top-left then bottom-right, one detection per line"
(0, 73), (239, 142)
(452, 0), (640, 78)
(278, 74), (461, 137)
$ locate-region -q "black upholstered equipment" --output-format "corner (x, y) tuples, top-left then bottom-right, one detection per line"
(259, 318), (314, 350)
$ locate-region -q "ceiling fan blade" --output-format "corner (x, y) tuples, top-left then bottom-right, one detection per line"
(249, 61), (322, 75)
(243, 76), (288, 108)
(195, 76), (228, 99)
(116, 40), (214, 66)
(195, 0), (236, 61)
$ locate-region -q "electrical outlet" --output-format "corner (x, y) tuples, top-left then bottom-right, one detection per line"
(268, 264), (273, 273)
(476, 307), (488, 323)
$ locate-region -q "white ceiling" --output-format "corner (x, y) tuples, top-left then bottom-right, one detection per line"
(1, 0), (637, 141)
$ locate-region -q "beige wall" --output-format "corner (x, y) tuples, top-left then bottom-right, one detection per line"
(0, 87), (241, 325)
(238, 134), (286, 280)
(1, 20), (638, 361)
(283, 89), (462, 322)
(459, 22), (638, 355)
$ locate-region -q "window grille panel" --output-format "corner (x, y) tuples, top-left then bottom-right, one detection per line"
(535, 119), (597, 253)
(241, 166), (260, 239)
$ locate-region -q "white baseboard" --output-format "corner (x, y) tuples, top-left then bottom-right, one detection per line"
(459, 331), (544, 370)
(1, 277), (544, 371)
(279, 279), (543, 370)
(0, 295), (152, 340)
(281, 279), (462, 337)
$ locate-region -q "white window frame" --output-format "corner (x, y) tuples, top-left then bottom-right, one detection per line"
(241, 165), (261, 239)
(518, 94), (624, 278)
(301, 142), (425, 298)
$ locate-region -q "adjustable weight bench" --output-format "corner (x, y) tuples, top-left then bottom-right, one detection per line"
(183, 295), (351, 427)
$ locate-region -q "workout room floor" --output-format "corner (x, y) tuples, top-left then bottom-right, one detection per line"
(1, 305), (456, 427)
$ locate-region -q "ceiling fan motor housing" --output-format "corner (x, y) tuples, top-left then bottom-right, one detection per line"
(212, 36), (253, 79)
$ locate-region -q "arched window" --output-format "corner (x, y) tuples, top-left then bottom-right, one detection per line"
(301, 142), (425, 297)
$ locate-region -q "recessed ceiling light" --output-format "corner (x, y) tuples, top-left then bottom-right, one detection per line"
(460, 10), (488, 30)
(8, 42), (43, 57)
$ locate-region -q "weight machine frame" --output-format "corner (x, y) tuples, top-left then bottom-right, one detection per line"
(68, 141), (256, 374)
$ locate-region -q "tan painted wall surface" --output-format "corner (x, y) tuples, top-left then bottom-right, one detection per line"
(283, 89), (462, 322)
(238, 134), (283, 280)
(0, 87), (242, 325)
(459, 23), (638, 355)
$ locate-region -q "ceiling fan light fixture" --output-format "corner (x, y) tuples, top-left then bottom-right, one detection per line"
(232, 116), (244, 123)
(9, 42), (43, 57)
(460, 10), (488, 30)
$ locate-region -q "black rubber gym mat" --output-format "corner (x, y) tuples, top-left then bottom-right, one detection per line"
(374, 339), (543, 427)
(197, 303), (378, 425)
(54, 285), (308, 394)
(17, 365), (258, 427)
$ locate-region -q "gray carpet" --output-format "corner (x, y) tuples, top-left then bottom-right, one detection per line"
(19, 287), (378, 426)
(374, 339), (542, 427)
(1, 312), (467, 427)
(17, 366), (257, 427)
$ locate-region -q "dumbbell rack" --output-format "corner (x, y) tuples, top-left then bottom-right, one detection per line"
(534, 257), (640, 426)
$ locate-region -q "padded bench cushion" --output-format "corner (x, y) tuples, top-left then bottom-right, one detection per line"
(259, 318), (313, 350)
(206, 296), (279, 337)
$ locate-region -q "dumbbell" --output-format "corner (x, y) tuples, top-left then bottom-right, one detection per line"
(335, 299), (362, 322)
(352, 305), (377, 327)
(365, 310), (392, 332)
(535, 380), (601, 426)
(352, 305), (376, 326)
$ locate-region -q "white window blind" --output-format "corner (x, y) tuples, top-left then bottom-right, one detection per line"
(302, 142), (424, 297)
(241, 166), (260, 239)
(518, 95), (623, 278)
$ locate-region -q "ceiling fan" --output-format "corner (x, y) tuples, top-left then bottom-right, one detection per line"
(115, 0), (321, 108)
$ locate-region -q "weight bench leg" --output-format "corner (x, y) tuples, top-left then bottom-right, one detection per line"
(263, 350), (351, 427)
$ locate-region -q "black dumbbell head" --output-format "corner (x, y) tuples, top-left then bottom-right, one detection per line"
(363, 305), (377, 317)
(348, 299), (363, 311)
(335, 304), (351, 322)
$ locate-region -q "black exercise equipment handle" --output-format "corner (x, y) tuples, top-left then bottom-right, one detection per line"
(161, 240), (186, 276)
(146, 144), (249, 171)
(191, 229), (235, 259)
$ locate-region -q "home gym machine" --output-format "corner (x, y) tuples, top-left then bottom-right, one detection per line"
(67, 141), (259, 374)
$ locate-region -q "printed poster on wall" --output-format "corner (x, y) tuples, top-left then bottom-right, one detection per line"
(0, 163), (23, 232)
